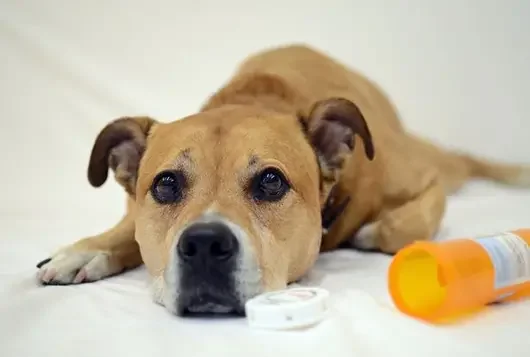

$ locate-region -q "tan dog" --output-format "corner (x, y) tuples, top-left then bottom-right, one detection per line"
(36, 44), (530, 315)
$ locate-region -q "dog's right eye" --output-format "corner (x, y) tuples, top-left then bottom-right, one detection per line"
(150, 170), (186, 204)
(250, 167), (290, 202)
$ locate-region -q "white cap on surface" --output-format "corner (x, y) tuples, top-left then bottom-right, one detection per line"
(245, 287), (330, 330)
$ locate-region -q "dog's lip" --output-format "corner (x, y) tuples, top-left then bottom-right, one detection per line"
(178, 292), (245, 316)
(186, 302), (235, 314)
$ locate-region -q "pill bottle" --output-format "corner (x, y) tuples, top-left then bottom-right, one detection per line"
(388, 229), (530, 322)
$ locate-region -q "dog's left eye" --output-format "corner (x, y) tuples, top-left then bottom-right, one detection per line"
(151, 170), (186, 204)
(252, 168), (290, 202)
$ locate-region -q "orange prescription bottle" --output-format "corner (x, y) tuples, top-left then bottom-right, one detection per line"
(388, 229), (530, 323)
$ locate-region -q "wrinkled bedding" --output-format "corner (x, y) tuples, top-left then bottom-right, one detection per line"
(2, 182), (530, 357)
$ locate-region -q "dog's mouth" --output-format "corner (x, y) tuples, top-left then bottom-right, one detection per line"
(178, 291), (245, 317)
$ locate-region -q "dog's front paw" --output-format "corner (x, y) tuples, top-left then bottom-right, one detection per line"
(36, 250), (115, 285)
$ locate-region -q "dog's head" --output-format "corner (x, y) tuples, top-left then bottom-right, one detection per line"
(87, 98), (373, 315)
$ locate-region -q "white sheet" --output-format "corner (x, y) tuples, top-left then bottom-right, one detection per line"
(2, 182), (530, 357)
(2, 1), (530, 357)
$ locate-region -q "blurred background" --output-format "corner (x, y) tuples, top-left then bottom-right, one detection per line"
(1, 0), (529, 241)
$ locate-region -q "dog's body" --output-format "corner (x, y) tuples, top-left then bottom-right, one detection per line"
(37, 45), (530, 315)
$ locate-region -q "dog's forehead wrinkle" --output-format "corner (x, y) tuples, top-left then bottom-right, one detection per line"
(209, 124), (231, 196)
(173, 147), (193, 167)
(248, 155), (259, 167)
(212, 124), (224, 137)
(180, 148), (192, 159)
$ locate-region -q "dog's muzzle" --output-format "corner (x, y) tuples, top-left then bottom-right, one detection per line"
(175, 221), (243, 315)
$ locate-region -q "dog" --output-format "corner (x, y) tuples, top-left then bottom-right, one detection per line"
(36, 44), (530, 315)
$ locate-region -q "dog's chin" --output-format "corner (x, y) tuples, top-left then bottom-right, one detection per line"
(177, 290), (245, 317)
(154, 271), (264, 317)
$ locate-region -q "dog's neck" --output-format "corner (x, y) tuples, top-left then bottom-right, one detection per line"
(320, 184), (350, 235)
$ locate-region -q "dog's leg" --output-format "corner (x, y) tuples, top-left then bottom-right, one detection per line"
(352, 173), (446, 254)
(36, 200), (141, 285)
(35, 116), (158, 285)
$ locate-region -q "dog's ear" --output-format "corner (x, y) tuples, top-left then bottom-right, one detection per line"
(87, 116), (157, 196)
(302, 98), (374, 179)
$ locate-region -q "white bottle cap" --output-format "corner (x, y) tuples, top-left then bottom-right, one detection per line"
(245, 287), (330, 330)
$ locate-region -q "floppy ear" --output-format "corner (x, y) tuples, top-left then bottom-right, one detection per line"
(302, 97), (374, 180)
(87, 116), (157, 196)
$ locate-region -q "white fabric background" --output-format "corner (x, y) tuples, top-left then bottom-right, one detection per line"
(1, 1), (530, 356)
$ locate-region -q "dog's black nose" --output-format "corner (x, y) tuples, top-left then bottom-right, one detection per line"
(177, 222), (239, 263)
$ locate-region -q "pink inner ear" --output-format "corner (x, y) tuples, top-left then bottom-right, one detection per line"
(107, 140), (143, 195)
(87, 116), (155, 189)
(310, 119), (354, 165)
(108, 141), (142, 173)
(306, 98), (375, 161)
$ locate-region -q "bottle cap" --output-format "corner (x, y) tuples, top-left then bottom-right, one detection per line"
(244, 287), (330, 330)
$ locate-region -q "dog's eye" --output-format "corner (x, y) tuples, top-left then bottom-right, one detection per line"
(252, 168), (290, 202)
(151, 170), (185, 204)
